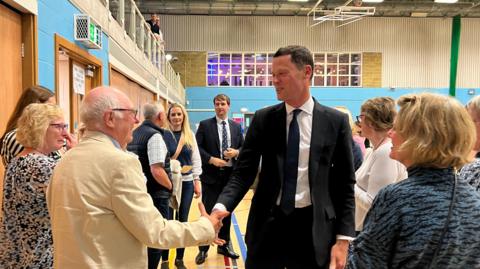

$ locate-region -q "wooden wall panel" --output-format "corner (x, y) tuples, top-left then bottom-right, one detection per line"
(0, 3), (23, 206)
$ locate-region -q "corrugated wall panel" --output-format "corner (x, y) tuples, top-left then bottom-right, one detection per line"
(160, 16), (480, 88)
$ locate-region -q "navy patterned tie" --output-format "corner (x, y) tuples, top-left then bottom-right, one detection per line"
(280, 109), (301, 215)
(221, 121), (228, 159)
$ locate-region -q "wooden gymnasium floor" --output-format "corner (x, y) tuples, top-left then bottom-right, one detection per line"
(162, 190), (253, 269)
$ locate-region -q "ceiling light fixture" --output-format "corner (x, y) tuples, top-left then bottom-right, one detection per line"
(434, 0), (458, 3)
(288, 0), (309, 2)
(362, 0), (384, 2)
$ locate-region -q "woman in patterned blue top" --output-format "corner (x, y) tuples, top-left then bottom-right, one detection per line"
(459, 95), (480, 191)
(347, 93), (480, 269)
(0, 104), (68, 268)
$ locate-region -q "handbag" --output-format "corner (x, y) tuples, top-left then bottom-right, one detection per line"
(169, 132), (185, 210)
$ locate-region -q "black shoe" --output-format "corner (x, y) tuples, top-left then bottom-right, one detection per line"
(174, 259), (187, 269)
(217, 245), (240, 259)
(195, 250), (208, 265)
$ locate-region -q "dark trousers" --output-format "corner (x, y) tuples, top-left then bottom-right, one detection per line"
(199, 167), (233, 252)
(245, 206), (326, 269)
(163, 180), (195, 260)
(148, 196), (170, 269)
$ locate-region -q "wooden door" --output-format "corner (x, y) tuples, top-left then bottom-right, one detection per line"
(0, 3), (22, 207)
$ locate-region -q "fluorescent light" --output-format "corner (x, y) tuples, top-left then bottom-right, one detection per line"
(411, 12), (428, 17)
(362, 0), (384, 2)
(434, 0), (458, 2)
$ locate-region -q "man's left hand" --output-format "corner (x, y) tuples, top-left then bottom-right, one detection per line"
(329, 239), (349, 269)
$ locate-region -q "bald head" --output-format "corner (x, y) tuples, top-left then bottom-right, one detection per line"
(80, 86), (130, 129)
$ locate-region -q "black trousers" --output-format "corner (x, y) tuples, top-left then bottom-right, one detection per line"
(199, 167), (233, 252)
(245, 206), (327, 269)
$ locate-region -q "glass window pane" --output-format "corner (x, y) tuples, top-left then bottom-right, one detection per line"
(219, 53), (230, 64)
(314, 53), (325, 65)
(351, 65), (361, 75)
(327, 65), (337, 75)
(231, 76), (242, 86)
(327, 53), (338, 63)
(207, 64), (218, 75)
(267, 54), (273, 64)
(268, 76), (273, 86)
(338, 65), (349, 75)
(244, 64), (254, 75)
(256, 64), (267, 75)
(208, 53), (218, 63)
(314, 76), (325, 86)
(208, 75), (218, 86)
(338, 76), (349, 86)
(339, 54), (349, 63)
(219, 76), (230, 86)
(244, 76), (255, 86)
(314, 65), (325, 76)
(219, 64), (230, 76)
(256, 75), (267, 86)
(232, 53), (242, 63)
(231, 64), (242, 75)
(351, 76), (361, 86)
(268, 64), (272, 75)
(352, 54), (361, 64)
(256, 53), (267, 64)
(244, 53), (254, 64)
(327, 76), (337, 86)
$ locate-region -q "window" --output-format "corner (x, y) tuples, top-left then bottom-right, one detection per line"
(207, 52), (362, 87)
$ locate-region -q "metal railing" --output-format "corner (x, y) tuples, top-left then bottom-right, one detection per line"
(106, 0), (185, 100)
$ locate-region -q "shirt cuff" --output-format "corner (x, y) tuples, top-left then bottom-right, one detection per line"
(213, 203), (227, 212)
(336, 235), (355, 241)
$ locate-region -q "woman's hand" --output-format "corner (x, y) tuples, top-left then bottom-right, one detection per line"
(194, 179), (202, 198)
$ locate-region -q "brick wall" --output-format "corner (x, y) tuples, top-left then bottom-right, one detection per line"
(169, 51), (207, 87)
(362, 53), (382, 88)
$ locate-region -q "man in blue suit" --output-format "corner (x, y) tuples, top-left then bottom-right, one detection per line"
(195, 94), (244, 264)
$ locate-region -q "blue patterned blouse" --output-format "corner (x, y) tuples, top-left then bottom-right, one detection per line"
(347, 166), (480, 269)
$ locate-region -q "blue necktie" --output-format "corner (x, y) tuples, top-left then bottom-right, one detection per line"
(280, 109), (301, 215)
(221, 121), (228, 159)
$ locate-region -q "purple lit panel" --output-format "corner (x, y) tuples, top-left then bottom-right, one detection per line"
(219, 64), (231, 76)
(231, 76), (242, 86)
(232, 54), (242, 63)
(313, 76), (325, 87)
(208, 53), (218, 63)
(256, 75), (267, 86)
(231, 64), (242, 75)
(255, 64), (267, 75)
(244, 54), (254, 64)
(256, 53), (267, 64)
(267, 54), (273, 64)
(268, 76), (273, 86)
(207, 64), (218, 75)
(208, 75), (218, 86)
(219, 76), (230, 86)
(219, 53), (230, 63)
(244, 64), (254, 75)
(244, 76), (255, 86)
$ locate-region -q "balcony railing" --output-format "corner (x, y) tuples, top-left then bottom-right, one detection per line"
(106, 0), (184, 101)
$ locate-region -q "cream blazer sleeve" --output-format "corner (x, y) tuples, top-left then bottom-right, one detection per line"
(111, 155), (214, 248)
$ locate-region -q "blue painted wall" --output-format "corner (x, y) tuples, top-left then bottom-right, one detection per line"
(37, 0), (109, 91)
(186, 87), (478, 131)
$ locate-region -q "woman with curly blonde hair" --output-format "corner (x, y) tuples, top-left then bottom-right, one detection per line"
(0, 104), (69, 268)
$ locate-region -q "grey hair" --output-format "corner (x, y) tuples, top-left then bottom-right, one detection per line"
(80, 92), (121, 127)
(143, 102), (164, 120)
(467, 95), (480, 116)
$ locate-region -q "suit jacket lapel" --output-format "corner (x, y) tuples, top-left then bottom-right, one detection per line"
(275, 104), (287, 185)
(228, 120), (236, 147)
(211, 117), (221, 155)
(309, 101), (325, 186)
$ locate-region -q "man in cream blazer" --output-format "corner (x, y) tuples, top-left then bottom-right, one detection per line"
(47, 87), (227, 268)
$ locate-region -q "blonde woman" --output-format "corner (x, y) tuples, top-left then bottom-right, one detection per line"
(354, 97), (407, 231)
(348, 93), (480, 268)
(163, 103), (202, 269)
(0, 104), (69, 268)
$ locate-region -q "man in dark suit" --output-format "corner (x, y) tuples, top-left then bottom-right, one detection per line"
(195, 94), (244, 264)
(213, 46), (356, 269)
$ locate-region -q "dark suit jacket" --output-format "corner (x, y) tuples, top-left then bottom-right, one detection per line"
(195, 117), (244, 184)
(216, 100), (356, 266)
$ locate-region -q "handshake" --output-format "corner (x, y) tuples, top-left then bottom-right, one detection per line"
(198, 202), (230, 245)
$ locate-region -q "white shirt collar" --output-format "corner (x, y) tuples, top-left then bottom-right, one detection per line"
(285, 96), (314, 116)
(216, 116), (229, 124)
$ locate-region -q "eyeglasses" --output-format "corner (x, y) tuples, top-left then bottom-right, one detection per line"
(50, 123), (69, 131)
(356, 114), (365, 123)
(111, 108), (138, 118)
